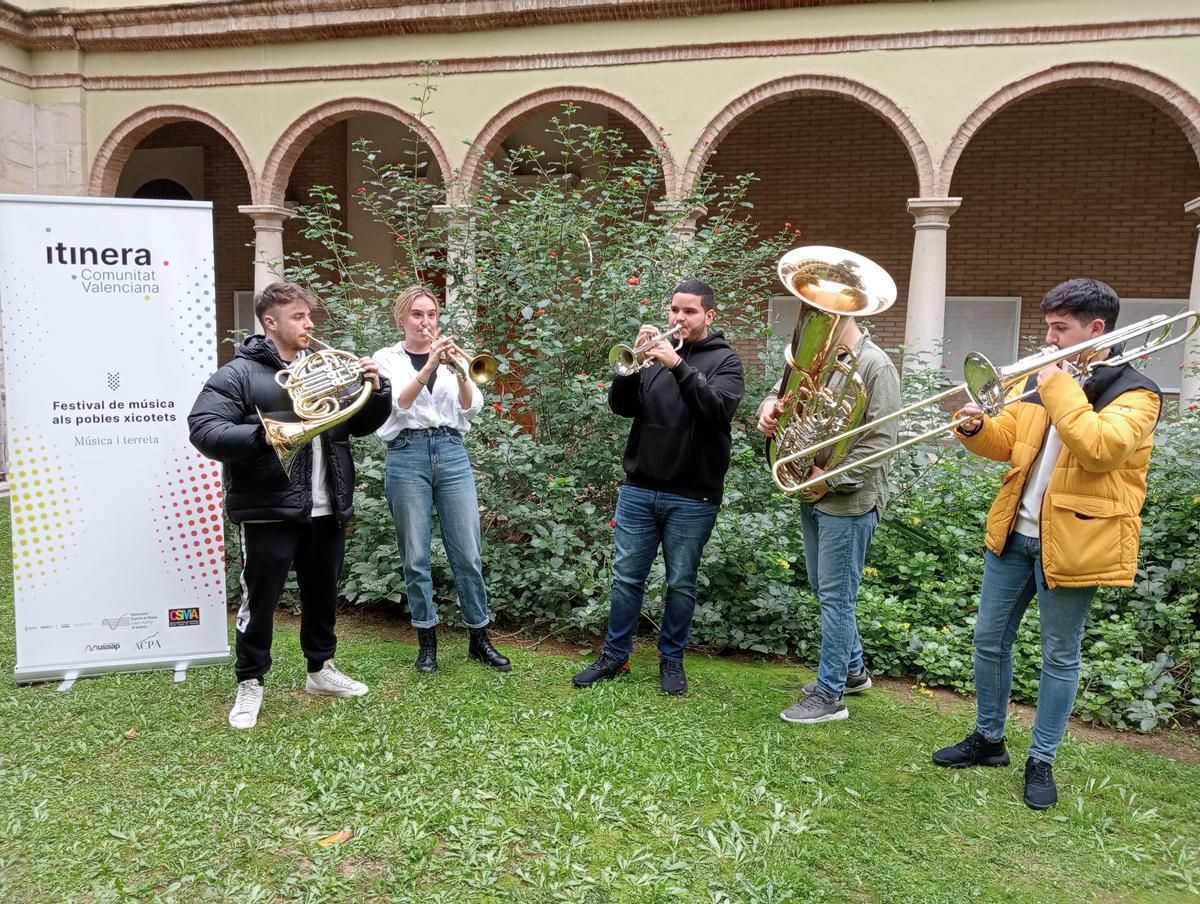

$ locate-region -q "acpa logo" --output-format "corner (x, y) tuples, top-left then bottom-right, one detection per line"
(168, 608), (200, 627)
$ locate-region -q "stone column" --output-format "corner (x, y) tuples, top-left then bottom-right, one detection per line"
(903, 197), (962, 371)
(431, 202), (474, 332)
(1181, 196), (1200, 406)
(237, 204), (293, 295)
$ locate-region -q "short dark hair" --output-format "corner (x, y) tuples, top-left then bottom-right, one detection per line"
(673, 279), (715, 311)
(254, 281), (314, 324)
(1041, 278), (1119, 332)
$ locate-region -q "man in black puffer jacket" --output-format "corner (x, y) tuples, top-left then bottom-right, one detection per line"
(188, 281), (391, 730)
(572, 279), (744, 696)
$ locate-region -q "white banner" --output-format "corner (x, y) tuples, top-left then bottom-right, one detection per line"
(1, 195), (229, 683)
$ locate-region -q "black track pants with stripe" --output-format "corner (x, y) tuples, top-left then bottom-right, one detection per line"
(235, 516), (346, 682)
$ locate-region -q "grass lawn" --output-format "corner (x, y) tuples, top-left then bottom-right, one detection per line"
(1, 500), (1198, 903)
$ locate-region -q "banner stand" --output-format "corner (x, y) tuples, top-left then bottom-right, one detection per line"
(1, 195), (230, 685)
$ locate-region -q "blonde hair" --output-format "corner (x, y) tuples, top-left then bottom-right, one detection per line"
(393, 285), (438, 328)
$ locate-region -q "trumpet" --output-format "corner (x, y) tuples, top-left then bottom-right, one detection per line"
(259, 336), (372, 478)
(608, 323), (684, 376)
(774, 308), (1200, 494)
(421, 327), (499, 385)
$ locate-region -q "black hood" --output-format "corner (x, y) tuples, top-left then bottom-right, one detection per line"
(236, 334), (290, 369)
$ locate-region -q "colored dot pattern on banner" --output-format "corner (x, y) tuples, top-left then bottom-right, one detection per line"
(154, 451), (225, 592)
(8, 435), (81, 591)
(175, 257), (217, 372)
(1, 268), (41, 376)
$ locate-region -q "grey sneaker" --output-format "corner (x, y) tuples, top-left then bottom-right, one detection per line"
(780, 687), (849, 724)
(802, 667), (872, 696)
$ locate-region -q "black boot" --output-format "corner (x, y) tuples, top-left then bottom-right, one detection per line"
(468, 627), (511, 672)
(415, 627), (438, 674)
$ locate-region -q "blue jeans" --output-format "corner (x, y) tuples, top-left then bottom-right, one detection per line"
(974, 532), (1095, 764)
(384, 427), (490, 629)
(799, 503), (878, 696)
(603, 485), (720, 663)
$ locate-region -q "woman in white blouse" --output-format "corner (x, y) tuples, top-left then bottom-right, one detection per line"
(373, 285), (511, 674)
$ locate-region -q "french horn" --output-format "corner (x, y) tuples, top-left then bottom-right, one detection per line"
(258, 336), (372, 478)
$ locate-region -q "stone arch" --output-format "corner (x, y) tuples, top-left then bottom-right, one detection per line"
(940, 62), (1200, 195)
(681, 75), (936, 199)
(89, 105), (257, 199)
(259, 98), (452, 206)
(459, 87), (675, 201)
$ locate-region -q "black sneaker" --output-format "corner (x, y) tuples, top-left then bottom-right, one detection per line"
(932, 730), (1010, 768)
(659, 658), (687, 696)
(572, 653), (629, 688)
(1023, 757), (1058, 810)
(802, 666), (872, 697)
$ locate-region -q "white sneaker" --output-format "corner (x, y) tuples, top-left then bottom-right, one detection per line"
(305, 661), (369, 698)
(229, 679), (264, 730)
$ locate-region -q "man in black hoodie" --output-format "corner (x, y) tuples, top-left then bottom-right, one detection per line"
(188, 281), (391, 730)
(573, 280), (744, 695)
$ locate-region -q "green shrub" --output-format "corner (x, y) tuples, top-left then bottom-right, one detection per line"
(266, 90), (1200, 731)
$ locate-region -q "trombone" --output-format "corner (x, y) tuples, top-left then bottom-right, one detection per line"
(773, 308), (1200, 494)
(421, 327), (499, 385)
(608, 323), (684, 376)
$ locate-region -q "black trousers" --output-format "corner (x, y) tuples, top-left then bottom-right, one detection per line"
(234, 517), (346, 682)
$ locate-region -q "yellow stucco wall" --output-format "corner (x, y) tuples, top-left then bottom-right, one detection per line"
(78, 42), (1200, 185)
(3, 0), (1199, 196)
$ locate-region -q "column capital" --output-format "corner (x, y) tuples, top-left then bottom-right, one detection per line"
(429, 203), (470, 227)
(1186, 196), (1200, 220)
(237, 204), (295, 225)
(654, 201), (707, 239)
(654, 201), (707, 218)
(907, 197), (962, 229)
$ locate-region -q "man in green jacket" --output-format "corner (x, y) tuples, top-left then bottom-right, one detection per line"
(758, 314), (901, 724)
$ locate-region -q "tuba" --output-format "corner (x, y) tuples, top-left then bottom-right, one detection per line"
(767, 246), (897, 495)
(258, 337), (372, 478)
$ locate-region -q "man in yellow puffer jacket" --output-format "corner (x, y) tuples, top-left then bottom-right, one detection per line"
(931, 278), (1162, 810)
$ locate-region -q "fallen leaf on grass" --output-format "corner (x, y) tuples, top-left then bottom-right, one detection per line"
(316, 829), (353, 846)
(123, 728), (138, 740)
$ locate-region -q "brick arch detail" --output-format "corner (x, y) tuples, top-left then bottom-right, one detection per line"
(89, 105), (257, 199)
(459, 87), (675, 202)
(940, 63), (1200, 195)
(260, 98), (452, 206)
(681, 76), (936, 199)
